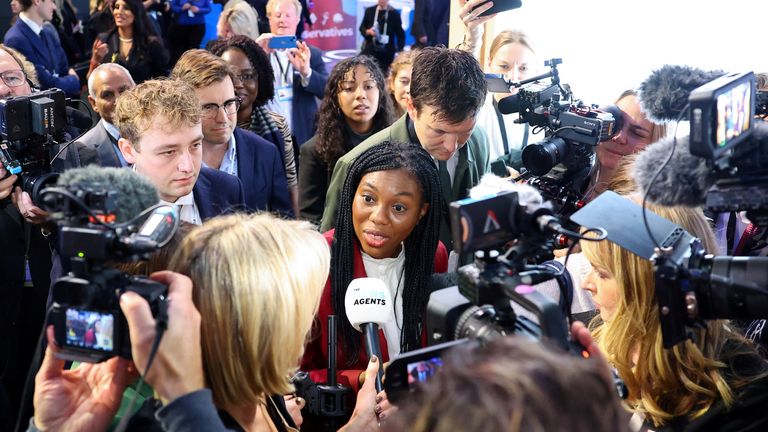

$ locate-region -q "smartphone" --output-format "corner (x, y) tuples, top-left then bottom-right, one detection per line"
(474, 0), (523, 17)
(384, 339), (469, 403)
(268, 35), (298, 50)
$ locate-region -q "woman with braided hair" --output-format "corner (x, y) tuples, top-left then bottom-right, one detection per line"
(301, 140), (447, 397)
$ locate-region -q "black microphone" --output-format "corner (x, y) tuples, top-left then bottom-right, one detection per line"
(497, 94), (520, 115)
(53, 166), (159, 222)
(638, 65), (725, 123)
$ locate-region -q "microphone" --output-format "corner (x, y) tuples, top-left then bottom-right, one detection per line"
(638, 65), (725, 123)
(497, 94), (520, 115)
(344, 278), (393, 393)
(631, 134), (714, 207)
(53, 166), (160, 222)
(632, 122), (768, 208)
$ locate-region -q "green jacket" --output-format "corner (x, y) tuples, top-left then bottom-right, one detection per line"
(319, 115), (491, 241)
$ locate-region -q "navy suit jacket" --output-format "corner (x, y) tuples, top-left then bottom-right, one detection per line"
(233, 127), (293, 216)
(291, 44), (328, 146)
(4, 19), (80, 96)
(194, 166), (247, 220)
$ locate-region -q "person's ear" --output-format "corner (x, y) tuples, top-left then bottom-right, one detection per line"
(406, 95), (417, 121)
(87, 94), (98, 114)
(118, 137), (137, 164)
(419, 202), (429, 220)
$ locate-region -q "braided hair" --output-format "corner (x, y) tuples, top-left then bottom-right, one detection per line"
(331, 141), (443, 366)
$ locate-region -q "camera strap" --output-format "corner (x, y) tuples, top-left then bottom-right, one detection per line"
(493, 98), (529, 155)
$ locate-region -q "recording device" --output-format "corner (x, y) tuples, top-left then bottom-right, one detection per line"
(472, 0), (523, 17)
(496, 59), (624, 218)
(268, 35), (298, 50)
(635, 66), (768, 226)
(293, 315), (353, 432)
(0, 88), (68, 202)
(42, 167), (178, 362)
(571, 191), (768, 348)
(384, 185), (598, 402)
(344, 278), (393, 393)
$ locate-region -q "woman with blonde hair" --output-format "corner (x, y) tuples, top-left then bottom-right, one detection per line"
(166, 213), (379, 430)
(387, 49), (417, 118)
(580, 200), (768, 430)
(216, 0), (260, 41)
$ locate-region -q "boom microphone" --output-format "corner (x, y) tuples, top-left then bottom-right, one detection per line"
(631, 134), (714, 207)
(344, 278), (393, 393)
(497, 94), (520, 115)
(638, 65), (724, 123)
(53, 166), (159, 222)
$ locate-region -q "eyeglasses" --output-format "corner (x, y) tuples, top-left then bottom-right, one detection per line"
(236, 72), (257, 82)
(201, 97), (242, 118)
(0, 70), (27, 88)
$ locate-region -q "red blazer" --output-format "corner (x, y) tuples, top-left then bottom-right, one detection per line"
(300, 229), (449, 393)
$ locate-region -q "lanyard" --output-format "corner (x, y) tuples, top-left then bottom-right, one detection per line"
(273, 53), (292, 86)
(373, 7), (389, 36)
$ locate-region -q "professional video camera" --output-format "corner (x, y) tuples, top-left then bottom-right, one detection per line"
(40, 168), (179, 363)
(384, 187), (614, 402)
(0, 88), (68, 202)
(490, 59), (624, 217)
(570, 191), (768, 349)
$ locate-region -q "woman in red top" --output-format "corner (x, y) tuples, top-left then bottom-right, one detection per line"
(301, 140), (447, 393)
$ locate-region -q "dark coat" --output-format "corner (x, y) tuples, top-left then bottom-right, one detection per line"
(233, 128), (293, 217)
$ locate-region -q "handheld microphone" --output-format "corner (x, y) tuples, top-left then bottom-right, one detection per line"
(52, 166), (159, 222)
(344, 278), (393, 393)
(638, 65), (725, 123)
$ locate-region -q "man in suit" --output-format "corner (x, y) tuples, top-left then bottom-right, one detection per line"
(411, 0), (434, 48)
(3, 0), (80, 96)
(321, 47), (490, 257)
(114, 79), (246, 224)
(171, 49), (293, 216)
(257, 0), (328, 146)
(360, 0), (406, 73)
(60, 63), (137, 168)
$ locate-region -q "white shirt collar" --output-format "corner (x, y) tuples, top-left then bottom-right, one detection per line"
(101, 119), (120, 141)
(18, 13), (43, 35)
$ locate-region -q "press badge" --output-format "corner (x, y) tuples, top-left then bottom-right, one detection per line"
(277, 85), (293, 102)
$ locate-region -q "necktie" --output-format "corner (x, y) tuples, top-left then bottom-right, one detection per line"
(734, 223), (758, 255)
(437, 160), (452, 202)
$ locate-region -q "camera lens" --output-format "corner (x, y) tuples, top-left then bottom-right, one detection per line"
(522, 136), (568, 176)
(454, 305), (507, 343)
(23, 171), (59, 205)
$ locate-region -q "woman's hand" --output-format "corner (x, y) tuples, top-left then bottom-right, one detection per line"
(91, 38), (109, 63)
(458, 0), (497, 33)
(34, 326), (132, 432)
(340, 356), (381, 431)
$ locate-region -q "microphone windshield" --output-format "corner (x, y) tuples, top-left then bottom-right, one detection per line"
(344, 278), (393, 330)
(55, 167), (159, 222)
(631, 134), (713, 207)
(497, 94), (520, 115)
(638, 65), (725, 123)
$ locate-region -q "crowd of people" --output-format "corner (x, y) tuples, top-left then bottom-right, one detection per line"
(1, 0), (767, 431)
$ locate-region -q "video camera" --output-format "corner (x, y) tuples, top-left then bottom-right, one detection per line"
(490, 59), (624, 218)
(384, 187), (605, 402)
(570, 191), (768, 348)
(687, 72), (768, 226)
(40, 169), (179, 362)
(0, 88), (68, 202)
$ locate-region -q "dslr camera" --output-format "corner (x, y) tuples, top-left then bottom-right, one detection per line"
(0, 88), (68, 202)
(41, 170), (179, 362)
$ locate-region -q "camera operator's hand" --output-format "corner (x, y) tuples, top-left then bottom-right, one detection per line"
(12, 187), (50, 225)
(459, 0), (496, 30)
(33, 326), (133, 432)
(0, 166), (17, 200)
(120, 270), (205, 405)
(339, 356), (381, 432)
